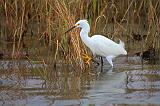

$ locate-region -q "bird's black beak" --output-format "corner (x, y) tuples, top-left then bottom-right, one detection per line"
(64, 26), (76, 34)
(64, 24), (79, 34)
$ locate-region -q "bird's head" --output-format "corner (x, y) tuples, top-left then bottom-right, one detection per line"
(65, 19), (90, 34)
(75, 20), (89, 28)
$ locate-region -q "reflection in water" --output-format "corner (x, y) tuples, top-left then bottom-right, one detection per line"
(0, 58), (160, 106)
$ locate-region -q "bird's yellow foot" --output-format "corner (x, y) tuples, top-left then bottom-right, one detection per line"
(82, 53), (92, 65)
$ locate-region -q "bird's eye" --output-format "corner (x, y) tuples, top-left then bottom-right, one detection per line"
(75, 24), (80, 26)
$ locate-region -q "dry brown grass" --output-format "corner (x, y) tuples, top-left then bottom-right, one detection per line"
(0, 0), (160, 69)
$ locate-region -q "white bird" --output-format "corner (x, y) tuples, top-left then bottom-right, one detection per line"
(65, 19), (127, 67)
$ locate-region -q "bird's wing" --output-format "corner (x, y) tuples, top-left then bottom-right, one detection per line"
(91, 35), (124, 56)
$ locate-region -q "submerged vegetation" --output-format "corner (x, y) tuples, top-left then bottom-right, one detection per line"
(0, 0), (160, 69)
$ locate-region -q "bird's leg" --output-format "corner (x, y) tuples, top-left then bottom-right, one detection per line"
(100, 56), (103, 66)
(82, 53), (99, 65)
(106, 56), (114, 67)
(92, 54), (100, 65)
(82, 53), (92, 65)
(92, 58), (100, 66)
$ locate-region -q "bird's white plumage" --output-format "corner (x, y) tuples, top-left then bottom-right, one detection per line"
(89, 35), (127, 57)
(73, 19), (127, 66)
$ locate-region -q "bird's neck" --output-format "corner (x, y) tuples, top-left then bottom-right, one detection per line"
(80, 28), (91, 48)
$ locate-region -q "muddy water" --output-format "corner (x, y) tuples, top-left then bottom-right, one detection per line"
(0, 57), (160, 106)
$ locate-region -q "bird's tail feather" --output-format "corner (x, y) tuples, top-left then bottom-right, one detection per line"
(119, 39), (125, 48)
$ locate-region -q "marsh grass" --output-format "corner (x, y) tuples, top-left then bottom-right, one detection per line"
(0, 0), (160, 69)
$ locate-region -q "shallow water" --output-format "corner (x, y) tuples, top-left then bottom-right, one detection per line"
(0, 57), (160, 106)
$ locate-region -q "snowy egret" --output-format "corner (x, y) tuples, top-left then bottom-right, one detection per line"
(65, 20), (127, 67)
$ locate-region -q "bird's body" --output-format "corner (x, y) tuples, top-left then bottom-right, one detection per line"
(81, 34), (126, 57)
(65, 20), (127, 66)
